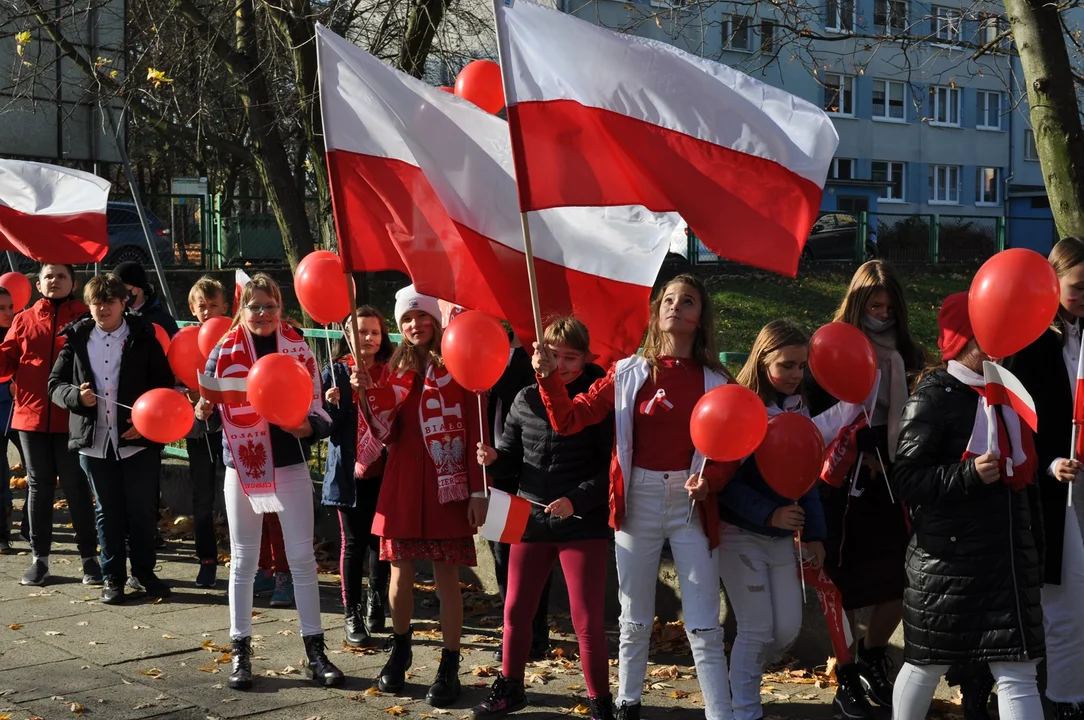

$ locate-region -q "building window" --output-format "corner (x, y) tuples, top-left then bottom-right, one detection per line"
(933, 6), (962, 43)
(930, 164), (961, 204)
(979, 14), (1010, 49)
(759, 20), (776, 53)
(874, 0), (908, 33)
(976, 91), (1002, 130)
(825, 0), (855, 32)
(976, 167), (1001, 205)
(828, 158), (855, 180)
(929, 85), (961, 126)
(1024, 129), (1039, 161)
(724, 15), (752, 51)
(872, 161), (906, 201)
(824, 74), (854, 116)
(873, 80), (906, 121)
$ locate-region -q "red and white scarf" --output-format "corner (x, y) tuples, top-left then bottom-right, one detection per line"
(947, 361), (1036, 492)
(213, 322), (323, 513)
(366, 361), (471, 504)
(343, 356), (394, 478)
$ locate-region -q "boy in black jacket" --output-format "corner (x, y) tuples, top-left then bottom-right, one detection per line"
(48, 274), (177, 605)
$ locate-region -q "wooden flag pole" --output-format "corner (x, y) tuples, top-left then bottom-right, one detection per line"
(517, 213), (545, 344)
(344, 271), (369, 415)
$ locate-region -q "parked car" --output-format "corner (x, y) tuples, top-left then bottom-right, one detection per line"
(802, 212), (878, 263)
(5, 201), (174, 272)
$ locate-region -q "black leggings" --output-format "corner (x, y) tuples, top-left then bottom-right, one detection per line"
(337, 476), (388, 608)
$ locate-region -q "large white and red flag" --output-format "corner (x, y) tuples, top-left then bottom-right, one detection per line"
(234, 268), (252, 314)
(0, 159), (111, 263)
(983, 361), (1038, 433)
(315, 25), (681, 365)
(493, 0), (839, 277)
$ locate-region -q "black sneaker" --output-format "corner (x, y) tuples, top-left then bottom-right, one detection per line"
(126, 576), (146, 594)
(471, 673), (527, 718)
(195, 562), (218, 589)
(833, 663), (875, 719)
(20, 559), (50, 586)
(82, 557), (104, 586)
(100, 577), (126, 605)
(855, 639), (894, 707)
(136, 573), (172, 599)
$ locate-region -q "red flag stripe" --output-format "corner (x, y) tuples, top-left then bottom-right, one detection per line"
(499, 494), (532, 545)
(984, 382), (1039, 433)
(0, 204), (108, 263)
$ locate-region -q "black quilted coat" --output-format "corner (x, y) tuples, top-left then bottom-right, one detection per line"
(891, 368), (1045, 665)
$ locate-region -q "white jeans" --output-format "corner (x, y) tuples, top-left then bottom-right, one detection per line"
(1042, 505), (1084, 703)
(225, 463), (323, 638)
(718, 524), (802, 720)
(615, 467), (732, 720)
(892, 661), (1042, 720)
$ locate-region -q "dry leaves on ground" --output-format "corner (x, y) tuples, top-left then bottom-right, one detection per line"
(69, 702), (85, 716)
(471, 665), (498, 677)
(214, 653), (232, 664)
(386, 705), (408, 716)
(669, 690), (689, 699)
(141, 668), (163, 678)
(53, 499), (68, 510)
(526, 671), (551, 685)
(647, 664), (680, 680)
(363, 686), (384, 697)
(198, 666), (220, 673)
(649, 618), (689, 655)
(44, 630), (63, 636)
(201, 639), (229, 653)
(7, 624), (22, 630)
(571, 704), (591, 715)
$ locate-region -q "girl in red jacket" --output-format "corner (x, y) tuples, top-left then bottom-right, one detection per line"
(533, 274), (733, 720)
(366, 285), (488, 708)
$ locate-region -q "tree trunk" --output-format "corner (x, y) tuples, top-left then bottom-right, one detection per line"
(1007, 0), (1084, 238)
(398, 0), (449, 78)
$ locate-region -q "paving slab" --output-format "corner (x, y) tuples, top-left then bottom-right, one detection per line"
(0, 659), (126, 702)
(10, 681), (194, 720)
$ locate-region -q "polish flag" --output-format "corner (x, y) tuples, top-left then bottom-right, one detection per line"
(315, 25), (681, 366)
(234, 268), (252, 314)
(983, 362), (1038, 432)
(493, 0), (839, 278)
(0, 159), (111, 263)
(479, 489), (532, 544)
(197, 373), (247, 405)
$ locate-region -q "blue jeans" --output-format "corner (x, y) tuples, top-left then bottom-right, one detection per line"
(80, 447), (161, 581)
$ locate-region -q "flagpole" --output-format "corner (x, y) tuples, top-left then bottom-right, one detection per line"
(1071, 339), (1084, 508)
(493, 1), (545, 345)
(343, 271), (369, 417)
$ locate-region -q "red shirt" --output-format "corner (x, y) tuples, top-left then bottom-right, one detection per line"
(632, 357), (705, 471)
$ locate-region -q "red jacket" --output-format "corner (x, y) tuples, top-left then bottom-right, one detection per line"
(0, 297), (89, 433)
(372, 377), (485, 540)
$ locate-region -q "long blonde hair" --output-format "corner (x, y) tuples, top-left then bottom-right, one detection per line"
(833, 260), (925, 372)
(1049, 236), (1084, 342)
(388, 312), (444, 374)
(642, 274), (724, 375)
(737, 320), (808, 404)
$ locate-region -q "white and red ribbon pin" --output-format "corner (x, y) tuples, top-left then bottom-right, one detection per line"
(640, 389), (674, 416)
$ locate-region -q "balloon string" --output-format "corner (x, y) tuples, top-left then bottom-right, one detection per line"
(686, 455), (708, 524)
(797, 523), (807, 604)
(477, 392), (489, 497)
(861, 407), (895, 504)
(69, 384), (133, 410)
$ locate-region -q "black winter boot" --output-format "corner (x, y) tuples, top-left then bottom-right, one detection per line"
(426, 648), (462, 707)
(378, 627), (413, 693)
(303, 633), (345, 687)
(366, 554), (389, 635)
(855, 639), (894, 707)
(954, 664), (994, 720)
(471, 673), (527, 717)
(1056, 702), (1084, 720)
(589, 695), (615, 720)
(615, 702), (640, 720)
(228, 637), (253, 690)
(833, 663), (875, 719)
(344, 603), (370, 647)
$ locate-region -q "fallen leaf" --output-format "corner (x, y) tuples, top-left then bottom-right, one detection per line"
(363, 686), (383, 697)
(141, 668), (163, 677)
(134, 702), (156, 709)
(572, 705), (591, 715)
(669, 690), (689, 699)
(567, 684), (583, 691)
(147, 597), (164, 605)
(161, 634), (178, 639)
(386, 706), (408, 716)
(69, 702), (86, 715)
(471, 665), (498, 677)
(44, 630), (63, 636)
(7, 624), (22, 630)
(0, 713), (11, 719)
(214, 653), (232, 664)
(648, 664), (680, 680)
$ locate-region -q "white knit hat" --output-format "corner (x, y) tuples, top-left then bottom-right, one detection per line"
(393, 284), (441, 330)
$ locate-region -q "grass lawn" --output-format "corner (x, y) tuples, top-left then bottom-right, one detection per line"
(705, 268), (971, 356)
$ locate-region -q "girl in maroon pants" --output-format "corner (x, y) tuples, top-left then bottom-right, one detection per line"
(472, 318), (615, 720)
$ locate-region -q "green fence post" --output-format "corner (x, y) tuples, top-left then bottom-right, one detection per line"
(858, 211), (868, 260)
(996, 216), (1006, 252)
(687, 228), (696, 266)
(213, 193), (222, 270)
(930, 215), (940, 263)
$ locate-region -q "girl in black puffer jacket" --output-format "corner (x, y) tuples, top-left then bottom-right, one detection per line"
(472, 317), (615, 720)
(890, 293), (1045, 720)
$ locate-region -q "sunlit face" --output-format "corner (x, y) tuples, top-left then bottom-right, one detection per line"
(89, 297), (125, 333)
(866, 290), (893, 322)
(191, 293), (226, 323)
(766, 344), (808, 396)
(37, 264), (74, 300)
(1060, 264), (1084, 319)
(0, 295), (14, 329)
(546, 344), (586, 384)
(355, 315), (384, 359)
(242, 289), (281, 336)
(657, 283), (702, 336)
(400, 310), (435, 348)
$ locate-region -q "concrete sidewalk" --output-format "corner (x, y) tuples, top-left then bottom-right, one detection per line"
(0, 506), (967, 720)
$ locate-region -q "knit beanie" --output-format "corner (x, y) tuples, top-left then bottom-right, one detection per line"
(393, 284), (441, 331)
(937, 292), (974, 361)
(114, 261), (151, 292)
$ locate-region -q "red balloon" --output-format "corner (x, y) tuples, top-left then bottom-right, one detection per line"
(454, 60), (505, 114)
(808, 322), (877, 404)
(969, 248), (1060, 359)
(295, 252), (354, 325)
(131, 388), (194, 444)
(441, 311), (510, 392)
(247, 353), (313, 429)
(755, 413), (825, 501)
(689, 384), (769, 462)
(198, 316), (233, 358)
(438, 86), (455, 94)
(0, 272), (32, 311)
(152, 324), (170, 355)
(168, 326), (205, 390)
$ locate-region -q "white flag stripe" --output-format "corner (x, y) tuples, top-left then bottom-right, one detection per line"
(479, 489), (513, 544)
(198, 374), (247, 392)
(984, 362), (1037, 410)
(0, 159), (110, 215)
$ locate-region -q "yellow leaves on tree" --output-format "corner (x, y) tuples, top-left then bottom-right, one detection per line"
(15, 31), (31, 57)
(146, 68), (173, 88)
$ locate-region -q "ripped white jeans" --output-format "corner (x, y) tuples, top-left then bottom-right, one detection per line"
(615, 467), (733, 720)
(717, 523), (803, 720)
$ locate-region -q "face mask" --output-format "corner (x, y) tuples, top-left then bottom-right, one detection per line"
(863, 315), (895, 333)
(125, 290), (137, 309)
